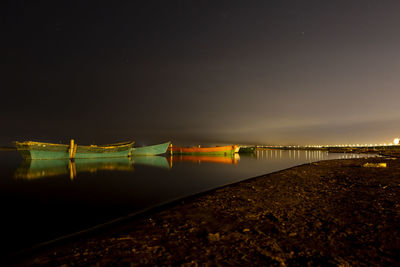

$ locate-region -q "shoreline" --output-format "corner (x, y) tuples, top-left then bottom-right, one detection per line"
(8, 159), (317, 263)
(12, 156), (400, 266)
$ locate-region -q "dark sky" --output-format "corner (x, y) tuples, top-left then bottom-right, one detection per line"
(2, 0), (400, 146)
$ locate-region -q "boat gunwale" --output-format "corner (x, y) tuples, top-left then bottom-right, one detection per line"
(133, 141), (171, 149)
(14, 141), (135, 149)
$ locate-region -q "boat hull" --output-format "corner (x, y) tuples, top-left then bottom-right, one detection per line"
(239, 147), (256, 153)
(168, 145), (236, 155)
(14, 141), (134, 160)
(132, 142), (171, 156)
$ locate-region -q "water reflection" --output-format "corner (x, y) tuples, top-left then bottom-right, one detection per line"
(255, 149), (364, 161)
(168, 154), (240, 165)
(14, 150), (366, 180)
(14, 154), (241, 179)
(132, 156), (171, 169)
(15, 157), (134, 180)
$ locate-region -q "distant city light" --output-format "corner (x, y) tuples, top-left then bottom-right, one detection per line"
(394, 138), (400, 145)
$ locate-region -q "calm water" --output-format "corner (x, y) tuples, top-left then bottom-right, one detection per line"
(0, 149), (370, 256)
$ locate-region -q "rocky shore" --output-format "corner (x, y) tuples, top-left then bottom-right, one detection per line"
(15, 156), (400, 266)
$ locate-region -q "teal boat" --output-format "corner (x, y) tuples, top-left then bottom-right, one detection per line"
(14, 140), (134, 160)
(132, 141), (171, 156)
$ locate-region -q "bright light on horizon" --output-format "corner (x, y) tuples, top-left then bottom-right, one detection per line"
(266, 138), (400, 147)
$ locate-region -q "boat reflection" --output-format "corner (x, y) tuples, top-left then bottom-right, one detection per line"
(15, 153), (241, 179)
(131, 156), (171, 169)
(15, 157), (134, 180)
(168, 154), (240, 165)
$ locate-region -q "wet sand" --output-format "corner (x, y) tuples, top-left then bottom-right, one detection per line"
(14, 156), (400, 266)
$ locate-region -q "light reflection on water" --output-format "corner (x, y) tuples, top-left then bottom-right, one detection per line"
(0, 149), (371, 256)
(14, 157), (136, 180)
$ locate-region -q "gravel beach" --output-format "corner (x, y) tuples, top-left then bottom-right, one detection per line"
(14, 156), (400, 266)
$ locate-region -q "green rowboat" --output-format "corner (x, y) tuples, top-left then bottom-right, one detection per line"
(14, 140), (135, 160)
(132, 141), (171, 156)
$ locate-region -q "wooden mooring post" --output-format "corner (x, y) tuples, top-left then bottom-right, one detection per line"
(69, 139), (77, 159)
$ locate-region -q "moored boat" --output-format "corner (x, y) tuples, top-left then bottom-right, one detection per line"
(14, 140), (134, 160)
(168, 145), (236, 155)
(239, 146), (256, 153)
(132, 141), (171, 156)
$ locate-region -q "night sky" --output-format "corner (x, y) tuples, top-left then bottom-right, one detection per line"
(2, 0), (400, 146)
